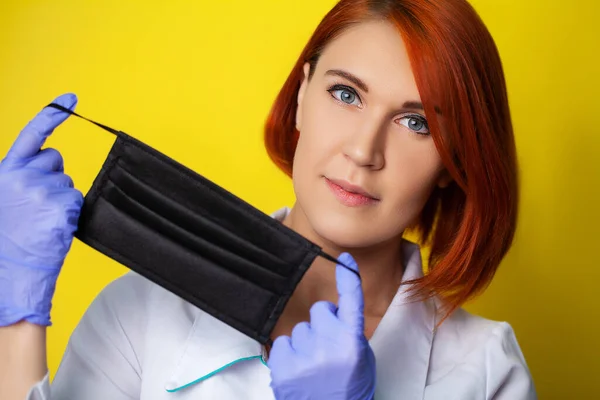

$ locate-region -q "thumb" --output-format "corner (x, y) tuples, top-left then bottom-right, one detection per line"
(335, 252), (365, 333)
(4, 93), (77, 163)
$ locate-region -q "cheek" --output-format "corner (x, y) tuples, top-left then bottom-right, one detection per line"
(383, 139), (444, 214)
(293, 92), (352, 172)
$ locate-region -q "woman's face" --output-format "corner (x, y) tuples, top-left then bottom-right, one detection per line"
(290, 20), (450, 249)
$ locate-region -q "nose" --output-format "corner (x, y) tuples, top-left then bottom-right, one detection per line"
(343, 118), (385, 170)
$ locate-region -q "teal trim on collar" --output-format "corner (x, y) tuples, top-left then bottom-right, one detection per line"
(166, 355), (266, 393)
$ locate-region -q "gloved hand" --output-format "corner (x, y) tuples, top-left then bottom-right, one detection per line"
(0, 93), (83, 327)
(268, 252), (376, 400)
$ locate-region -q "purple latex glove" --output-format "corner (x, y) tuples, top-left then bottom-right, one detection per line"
(268, 252), (376, 399)
(0, 94), (83, 327)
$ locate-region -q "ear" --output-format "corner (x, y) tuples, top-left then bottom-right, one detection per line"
(436, 169), (453, 189)
(295, 62), (311, 131)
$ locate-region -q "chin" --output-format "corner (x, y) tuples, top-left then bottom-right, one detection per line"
(306, 204), (390, 249)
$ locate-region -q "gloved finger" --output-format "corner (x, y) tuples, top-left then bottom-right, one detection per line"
(267, 335), (294, 370)
(4, 94), (77, 162)
(309, 300), (338, 334)
(23, 148), (64, 172)
(58, 207), (82, 242)
(29, 171), (75, 189)
(55, 188), (84, 210)
(64, 207), (82, 229)
(335, 252), (365, 334)
(38, 189), (83, 227)
(29, 185), (83, 208)
(290, 321), (313, 354)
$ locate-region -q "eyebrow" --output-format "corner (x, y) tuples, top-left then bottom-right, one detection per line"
(324, 69), (429, 112)
(325, 69), (370, 93)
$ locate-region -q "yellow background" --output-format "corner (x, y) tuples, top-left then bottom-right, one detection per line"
(0, 1), (598, 398)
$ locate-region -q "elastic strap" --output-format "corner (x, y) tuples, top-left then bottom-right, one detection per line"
(46, 103), (124, 137)
(319, 250), (360, 279)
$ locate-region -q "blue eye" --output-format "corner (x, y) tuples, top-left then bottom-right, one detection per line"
(328, 85), (361, 106)
(399, 115), (430, 135)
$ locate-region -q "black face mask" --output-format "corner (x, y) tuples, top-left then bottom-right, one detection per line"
(45, 103), (356, 345)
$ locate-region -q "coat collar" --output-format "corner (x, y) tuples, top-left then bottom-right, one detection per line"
(369, 239), (436, 399)
(164, 307), (266, 393)
(165, 208), (435, 399)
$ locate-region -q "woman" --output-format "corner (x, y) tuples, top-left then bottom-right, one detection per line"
(0, 0), (536, 398)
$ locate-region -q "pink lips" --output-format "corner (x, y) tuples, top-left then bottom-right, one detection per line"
(325, 178), (379, 207)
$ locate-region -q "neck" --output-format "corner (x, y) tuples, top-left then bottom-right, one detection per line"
(282, 205), (405, 320)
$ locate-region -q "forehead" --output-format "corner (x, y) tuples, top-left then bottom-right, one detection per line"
(315, 20), (421, 103)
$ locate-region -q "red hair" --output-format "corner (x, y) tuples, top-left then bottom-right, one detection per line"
(264, 0), (518, 320)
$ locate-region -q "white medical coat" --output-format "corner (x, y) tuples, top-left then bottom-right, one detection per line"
(27, 208), (536, 399)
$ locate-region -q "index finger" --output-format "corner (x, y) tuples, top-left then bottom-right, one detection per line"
(335, 252), (365, 333)
(5, 93), (78, 161)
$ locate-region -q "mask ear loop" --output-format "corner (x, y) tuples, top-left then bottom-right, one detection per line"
(318, 251), (361, 279)
(45, 103), (126, 138)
